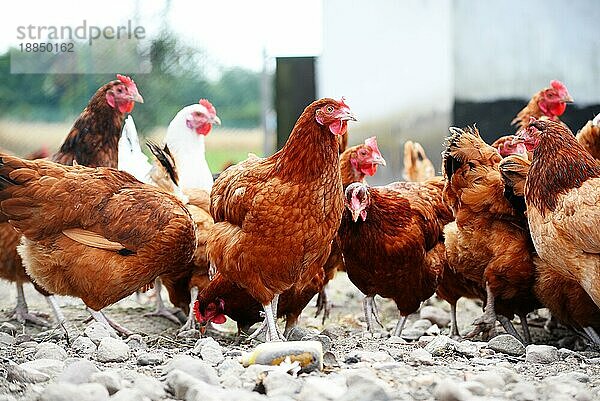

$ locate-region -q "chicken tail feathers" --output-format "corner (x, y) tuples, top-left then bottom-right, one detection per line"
(147, 141), (179, 187)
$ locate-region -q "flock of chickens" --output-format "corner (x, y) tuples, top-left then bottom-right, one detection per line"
(1, 76), (600, 349)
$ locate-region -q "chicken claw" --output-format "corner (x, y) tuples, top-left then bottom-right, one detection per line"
(179, 287), (199, 332)
(247, 295), (285, 342)
(362, 296), (383, 333)
(87, 308), (133, 337)
(12, 283), (51, 327)
(315, 289), (331, 324)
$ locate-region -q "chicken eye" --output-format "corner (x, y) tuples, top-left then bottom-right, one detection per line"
(359, 150), (367, 156)
(326, 105), (334, 113)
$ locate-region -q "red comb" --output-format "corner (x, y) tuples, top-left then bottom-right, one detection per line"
(550, 80), (566, 91)
(117, 74), (135, 86)
(364, 136), (381, 155)
(339, 96), (349, 109)
(199, 99), (217, 117)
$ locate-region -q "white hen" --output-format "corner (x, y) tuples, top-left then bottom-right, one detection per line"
(118, 116), (152, 183)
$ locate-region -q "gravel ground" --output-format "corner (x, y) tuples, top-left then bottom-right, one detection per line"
(0, 273), (599, 401)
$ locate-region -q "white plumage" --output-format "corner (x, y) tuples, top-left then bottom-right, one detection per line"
(117, 116), (152, 183)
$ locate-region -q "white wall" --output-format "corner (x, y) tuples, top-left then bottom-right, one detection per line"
(453, 0), (600, 105)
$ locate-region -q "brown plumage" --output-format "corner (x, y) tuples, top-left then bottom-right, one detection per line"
(0, 155), (195, 313)
(520, 119), (600, 324)
(195, 136), (384, 335)
(441, 126), (539, 343)
(338, 176), (453, 336)
(402, 140), (435, 182)
(575, 113), (600, 161)
(204, 98), (353, 341)
(510, 80), (573, 130)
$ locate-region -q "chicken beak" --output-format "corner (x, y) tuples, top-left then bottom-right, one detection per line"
(373, 154), (387, 166)
(212, 115), (222, 125)
(351, 209), (361, 222)
(132, 92), (144, 104)
(340, 108), (357, 122)
(562, 95), (574, 103)
(199, 323), (207, 335)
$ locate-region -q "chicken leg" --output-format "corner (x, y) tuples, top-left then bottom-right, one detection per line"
(449, 303), (460, 338)
(518, 313), (532, 344)
(498, 315), (524, 343)
(315, 287), (331, 324)
(466, 283), (497, 340)
(179, 286), (199, 332)
(583, 326), (600, 347)
(144, 278), (184, 325)
(247, 295), (284, 342)
(12, 282), (50, 327)
(393, 315), (408, 337)
(87, 308), (133, 337)
(362, 295), (383, 333)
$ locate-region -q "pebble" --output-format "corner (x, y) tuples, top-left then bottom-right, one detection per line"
(35, 342), (68, 361)
(192, 337), (225, 366)
(5, 362), (50, 383)
(345, 350), (393, 363)
(408, 348), (434, 365)
(176, 329), (200, 339)
(263, 370), (302, 397)
(424, 335), (459, 356)
(387, 335), (407, 344)
(425, 324), (441, 336)
(90, 370), (123, 395)
(40, 382), (108, 401)
(71, 336), (97, 355)
(16, 339), (37, 347)
(509, 382), (537, 401)
(488, 334), (526, 356)
(297, 376), (347, 401)
(525, 344), (559, 364)
(133, 375), (167, 401)
(34, 329), (64, 342)
(137, 351), (165, 366)
(302, 334), (333, 352)
(343, 369), (392, 401)
(96, 337), (130, 363)
(0, 322), (17, 334)
(454, 340), (480, 358)
(433, 379), (472, 401)
(472, 371), (505, 390)
(125, 334), (147, 351)
(412, 319), (433, 331)
(58, 359), (99, 384)
(84, 322), (113, 345)
(287, 326), (319, 341)
(165, 355), (219, 385)
(109, 388), (145, 401)
(401, 327), (425, 341)
(420, 305), (451, 327)
(0, 332), (15, 346)
(166, 369), (215, 400)
(19, 359), (65, 378)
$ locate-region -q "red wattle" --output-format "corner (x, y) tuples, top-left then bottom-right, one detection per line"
(118, 101), (135, 114)
(329, 120), (347, 136)
(196, 123), (212, 136)
(550, 102), (567, 117)
(211, 314), (227, 324)
(360, 164), (378, 177)
(193, 300), (204, 323)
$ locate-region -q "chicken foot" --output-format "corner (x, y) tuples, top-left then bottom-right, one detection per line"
(180, 286), (200, 332)
(518, 313), (532, 345)
(315, 287), (331, 324)
(393, 315), (408, 337)
(362, 296), (383, 333)
(144, 278), (185, 325)
(247, 295), (285, 342)
(498, 315), (524, 343)
(87, 308), (133, 337)
(466, 284), (497, 340)
(583, 326), (600, 347)
(12, 282), (51, 327)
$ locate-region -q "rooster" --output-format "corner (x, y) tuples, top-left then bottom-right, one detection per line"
(442, 127), (540, 343)
(0, 155), (196, 336)
(576, 112), (600, 161)
(518, 118), (600, 316)
(338, 177), (452, 337)
(402, 140), (435, 182)
(511, 80), (573, 130)
(0, 75), (143, 329)
(204, 98), (355, 341)
(195, 136), (384, 336)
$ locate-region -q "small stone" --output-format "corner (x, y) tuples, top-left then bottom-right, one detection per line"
(217, 357), (245, 376)
(342, 370), (392, 401)
(425, 324), (441, 336)
(263, 370), (302, 397)
(417, 335), (437, 345)
(412, 319), (433, 331)
(387, 335), (407, 344)
(137, 351), (164, 366)
(166, 369), (210, 399)
(34, 329), (64, 342)
(96, 337), (129, 363)
(409, 348), (434, 365)
(286, 326), (319, 341)
(110, 388), (145, 401)
(176, 329), (200, 339)
(0, 322), (17, 334)
(133, 375), (166, 401)
(323, 351), (339, 368)
(420, 306), (451, 327)
(90, 370), (122, 395)
(297, 376), (347, 401)
(472, 371), (505, 389)
(71, 336), (97, 355)
(84, 322), (112, 345)
(401, 327), (425, 341)
(433, 379), (472, 401)
(35, 342), (68, 361)
(488, 334), (526, 356)
(192, 338), (225, 366)
(302, 334), (332, 352)
(0, 332), (15, 346)
(424, 335), (459, 356)
(58, 360), (99, 384)
(19, 359), (65, 378)
(525, 344), (559, 364)
(509, 382), (537, 401)
(17, 341), (39, 349)
(40, 382), (108, 401)
(125, 334), (147, 351)
(462, 381), (487, 396)
(455, 340), (479, 358)
(6, 363), (50, 383)
(165, 355), (219, 385)
(14, 334), (34, 344)
(346, 350), (393, 363)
